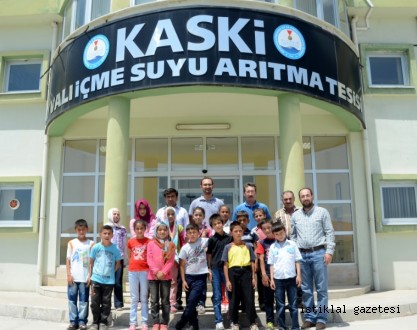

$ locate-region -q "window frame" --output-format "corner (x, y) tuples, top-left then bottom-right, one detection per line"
(360, 44), (416, 95)
(367, 52), (409, 88)
(3, 58), (42, 93)
(0, 177), (41, 233)
(373, 174), (417, 232)
(380, 181), (417, 225)
(0, 51), (50, 100)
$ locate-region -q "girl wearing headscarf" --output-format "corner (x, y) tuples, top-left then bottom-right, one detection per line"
(107, 207), (127, 310)
(147, 221), (176, 330)
(130, 199), (156, 239)
(165, 207), (185, 313)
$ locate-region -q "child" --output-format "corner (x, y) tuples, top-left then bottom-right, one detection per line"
(175, 223), (209, 330)
(147, 221), (176, 330)
(130, 199), (156, 239)
(268, 223), (302, 330)
(256, 219), (277, 330)
(127, 220), (151, 330)
(219, 205), (232, 235)
(235, 211), (258, 316)
(165, 206), (185, 313)
(222, 221), (258, 330)
(191, 206), (210, 314)
(192, 206), (211, 238)
(218, 205), (232, 313)
(89, 225), (122, 330)
(251, 209), (267, 311)
(107, 208), (127, 310)
(207, 213), (232, 330)
(66, 219), (94, 330)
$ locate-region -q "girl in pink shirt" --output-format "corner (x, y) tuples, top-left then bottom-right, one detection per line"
(147, 221), (176, 330)
(127, 220), (150, 330)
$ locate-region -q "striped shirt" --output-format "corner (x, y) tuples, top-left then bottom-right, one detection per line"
(274, 206), (300, 237)
(290, 205), (335, 255)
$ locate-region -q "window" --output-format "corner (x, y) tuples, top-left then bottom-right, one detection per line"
(3, 59), (42, 92)
(381, 182), (417, 225)
(367, 53), (409, 87)
(134, 0), (154, 5)
(293, 0), (348, 35)
(63, 0), (111, 37)
(0, 178), (40, 231)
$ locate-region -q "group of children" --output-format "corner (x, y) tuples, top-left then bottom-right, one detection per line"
(66, 204), (302, 330)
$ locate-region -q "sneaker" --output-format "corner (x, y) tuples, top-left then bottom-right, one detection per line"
(79, 324), (87, 330)
(266, 322), (274, 330)
(138, 302), (142, 310)
(301, 321), (316, 329)
(215, 322), (225, 330)
(67, 323), (78, 330)
(196, 304), (205, 314)
(160, 325), (168, 330)
(231, 324), (240, 330)
(316, 322), (326, 330)
(152, 324), (160, 330)
(100, 324), (108, 330)
(249, 324), (259, 330)
(175, 303), (184, 311)
(141, 325), (149, 330)
(170, 305), (177, 313)
(129, 325), (137, 330)
(116, 307), (124, 311)
(89, 325), (98, 330)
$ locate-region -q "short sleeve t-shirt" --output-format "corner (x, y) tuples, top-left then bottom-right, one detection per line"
(127, 237), (150, 272)
(256, 238), (275, 275)
(67, 238), (94, 282)
(90, 243), (122, 285)
(179, 237), (209, 275)
(221, 242), (256, 268)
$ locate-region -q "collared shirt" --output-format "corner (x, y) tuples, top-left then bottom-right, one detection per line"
(290, 205), (335, 255)
(274, 206), (300, 237)
(155, 204), (189, 228)
(188, 195), (224, 227)
(232, 201), (271, 230)
(267, 239), (302, 280)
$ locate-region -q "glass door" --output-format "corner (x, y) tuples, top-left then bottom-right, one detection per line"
(171, 177), (240, 214)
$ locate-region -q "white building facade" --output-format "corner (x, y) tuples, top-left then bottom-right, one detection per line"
(0, 0), (416, 292)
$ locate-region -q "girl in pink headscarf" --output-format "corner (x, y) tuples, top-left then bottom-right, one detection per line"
(130, 199), (156, 239)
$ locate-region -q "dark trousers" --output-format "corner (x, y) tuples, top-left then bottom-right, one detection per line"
(256, 263), (265, 307)
(90, 281), (113, 326)
(177, 273), (207, 330)
(263, 279), (275, 324)
(113, 260), (124, 308)
(228, 267), (256, 325)
(149, 280), (171, 325)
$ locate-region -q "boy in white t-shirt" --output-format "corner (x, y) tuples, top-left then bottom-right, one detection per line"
(175, 223), (209, 330)
(66, 219), (94, 330)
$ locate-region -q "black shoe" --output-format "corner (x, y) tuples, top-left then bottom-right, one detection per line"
(259, 304), (265, 311)
(175, 302), (184, 311)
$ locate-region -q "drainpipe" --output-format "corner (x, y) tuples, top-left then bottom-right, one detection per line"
(36, 21), (58, 291)
(350, 2), (380, 291)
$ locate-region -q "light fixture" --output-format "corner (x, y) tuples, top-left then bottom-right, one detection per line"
(176, 123), (231, 130)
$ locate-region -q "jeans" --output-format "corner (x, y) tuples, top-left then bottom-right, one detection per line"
(67, 282), (89, 325)
(211, 268), (226, 324)
(274, 277), (299, 330)
(177, 273), (207, 329)
(114, 260), (124, 308)
(228, 267), (256, 325)
(129, 271), (149, 326)
(90, 281), (114, 326)
(300, 248), (328, 324)
(149, 280), (171, 325)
